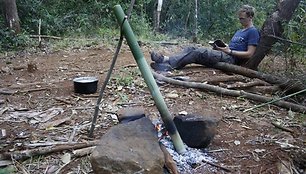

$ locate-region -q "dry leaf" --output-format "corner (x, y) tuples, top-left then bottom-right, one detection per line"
(61, 153), (71, 164)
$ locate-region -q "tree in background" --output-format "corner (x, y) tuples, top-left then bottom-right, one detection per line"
(245, 0), (301, 70)
(2, 0), (20, 34)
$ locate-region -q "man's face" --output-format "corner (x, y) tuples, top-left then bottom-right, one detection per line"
(238, 12), (252, 27)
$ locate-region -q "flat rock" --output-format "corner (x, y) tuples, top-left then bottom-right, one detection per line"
(117, 107), (145, 123)
(173, 114), (219, 148)
(90, 117), (164, 174)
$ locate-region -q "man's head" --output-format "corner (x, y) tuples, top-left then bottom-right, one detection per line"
(238, 5), (255, 28)
(239, 5), (255, 18)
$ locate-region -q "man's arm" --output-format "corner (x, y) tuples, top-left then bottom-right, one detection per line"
(230, 45), (256, 58)
(217, 45), (257, 59)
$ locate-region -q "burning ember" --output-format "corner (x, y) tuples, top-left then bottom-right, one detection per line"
(153, 120), (217, 173)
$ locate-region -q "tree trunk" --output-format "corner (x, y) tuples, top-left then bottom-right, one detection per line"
(244, 0), (301, 70)
(2, 0), (20, 34)
(154, 0), (163, 32)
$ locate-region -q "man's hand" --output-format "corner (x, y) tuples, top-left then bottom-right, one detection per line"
(215, 44), (231, 54)
(215, 45), (257, 59)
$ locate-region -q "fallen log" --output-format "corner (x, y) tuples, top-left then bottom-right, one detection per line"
(213, 62), (306, 94)
(152, 71), (306, 113)
(247, 85), (280, 94)
(204, 75), (247, 84)
(226, 79), (270, 89)
(0, 141), (99, 161)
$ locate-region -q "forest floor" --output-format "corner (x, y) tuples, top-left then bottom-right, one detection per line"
(0, 40), (305, 174)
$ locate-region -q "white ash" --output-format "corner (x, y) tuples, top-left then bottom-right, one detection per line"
(153, 120), (216, 173)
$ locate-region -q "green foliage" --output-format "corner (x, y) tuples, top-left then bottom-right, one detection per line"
(0, 28), (32, 51)
(154, 0), (275, 41)
(0, 166), (16, 174)
(16, 0), (128, 36)
(269, 2), (306, 72)
(113, 68), (140, 87)
(0, 0), (304, 67)
(283, 4), (306, 60)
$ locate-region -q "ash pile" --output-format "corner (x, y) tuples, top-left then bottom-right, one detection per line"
(154, 115), (218, 173)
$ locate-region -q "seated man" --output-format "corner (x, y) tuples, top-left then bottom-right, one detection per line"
(151, 5), (260, 70)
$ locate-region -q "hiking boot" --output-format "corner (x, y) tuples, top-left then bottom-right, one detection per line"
(150, 51), (165, 63)
(150, 62), (173, 72)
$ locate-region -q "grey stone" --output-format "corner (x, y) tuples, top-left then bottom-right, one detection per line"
(173, 114), (219, 148)
(90, 117), (164, 174)
(117, 107), (145, 123)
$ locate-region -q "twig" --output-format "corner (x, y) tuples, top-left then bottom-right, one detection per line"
(71, 94), (85, 100)
(267, 34), (306, 47)
(69, 126), (78, 143)
(54, 97), (72, 105)
(88, 6), (130, 137)
(0, 141), (99, 161)
(202, 159), (232, 172)
(11, 159), (30, 174)
(38, 117), (71, 129)
(72, 146), (96, 157)
(12, 65), (27, 70)
(0, 107), (9, 115)
(24, 141), (94, 148)
(73, 107), (94, 110)
(207, 149), (229, 153)
(0, 88), (15, 95)
(122, 63), (137, 68)
(55, 158), (76, 174)
(18, 87), (49, 93)
(29, 35), (62, 40)
(271, 122), (294, 133)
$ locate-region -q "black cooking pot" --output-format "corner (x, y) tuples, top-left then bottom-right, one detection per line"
(73, 77), (98, 94)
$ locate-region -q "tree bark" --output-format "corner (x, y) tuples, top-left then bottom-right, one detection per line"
(244, 0), (301, 70)
(2, 0), (21, 34)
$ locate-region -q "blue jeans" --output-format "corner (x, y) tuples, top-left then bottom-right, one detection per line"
(168, 46), (235, 69)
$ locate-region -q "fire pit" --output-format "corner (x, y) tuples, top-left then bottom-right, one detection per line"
(153, 119), (217, 173)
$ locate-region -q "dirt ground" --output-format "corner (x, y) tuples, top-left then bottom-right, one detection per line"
(0, 42), (305, 174)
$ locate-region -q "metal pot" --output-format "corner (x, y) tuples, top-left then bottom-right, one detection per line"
(73, 77), (98, 94)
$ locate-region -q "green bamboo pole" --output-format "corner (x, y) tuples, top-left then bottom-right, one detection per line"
(113, 5), (186, 154)
(244, 88), (306, 112)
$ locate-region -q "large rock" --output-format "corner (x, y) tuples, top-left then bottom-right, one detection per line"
(117, 107), (145, 123)
(173, 114), (219, 148)
(90, 117), (164, 174)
